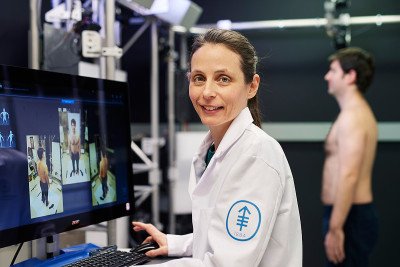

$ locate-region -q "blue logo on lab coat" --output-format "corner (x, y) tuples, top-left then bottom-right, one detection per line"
(226, 200), (261, 241)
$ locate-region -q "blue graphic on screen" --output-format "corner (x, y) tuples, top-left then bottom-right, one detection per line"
(0, 107), (10, 125)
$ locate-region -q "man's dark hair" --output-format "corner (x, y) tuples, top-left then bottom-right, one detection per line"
(100, 144), (107, 158)
(71, 118), (76, 126)
(328, 47), (375, 93)
(37, 147), (44, 160)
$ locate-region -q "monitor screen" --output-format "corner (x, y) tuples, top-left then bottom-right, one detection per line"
(0, 64), (134, 248)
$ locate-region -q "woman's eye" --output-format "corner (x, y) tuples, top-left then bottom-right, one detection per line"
(219, 76), (230, 83)
(193, 75), (205, 83)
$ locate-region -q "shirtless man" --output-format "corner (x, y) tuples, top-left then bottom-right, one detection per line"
(68, 119), (81, 176)
(322, 47), (379, 266)
(37, 147), (50, 207)
(99, 148), (109, 201)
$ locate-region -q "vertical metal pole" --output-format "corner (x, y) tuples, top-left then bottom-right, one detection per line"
(167, 28), (176, 234)
(105, 0), (117, 246)
(29, 0), (46, 256)
(105, 0), (116, 80)
(150, 20), (161, 228)
(179, 34), (188, 71)
(29, 0), (40, 69)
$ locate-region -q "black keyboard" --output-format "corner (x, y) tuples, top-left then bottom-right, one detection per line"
(64, 245), (150, 267)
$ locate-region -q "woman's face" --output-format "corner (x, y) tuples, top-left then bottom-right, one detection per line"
(189, 43), (258, 132)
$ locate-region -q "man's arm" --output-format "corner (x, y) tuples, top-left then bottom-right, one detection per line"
(325, 112), (366, 263)
(77, 135), (81, 155)
(68, 134), (71, 152)
(45, 165), (50, 184)
(99, 159), (105, 178)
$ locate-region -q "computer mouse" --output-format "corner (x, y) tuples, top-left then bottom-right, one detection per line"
(131, 241), (159, 254)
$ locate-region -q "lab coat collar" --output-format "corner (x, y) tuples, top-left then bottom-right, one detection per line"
(214, 107), (254, 158)
(193, 107), (254, 159)
(189, 107), (254, 194)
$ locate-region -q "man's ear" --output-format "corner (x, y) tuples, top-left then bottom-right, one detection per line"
(248, 74), (260, 99)
(346, 69), (357, 85)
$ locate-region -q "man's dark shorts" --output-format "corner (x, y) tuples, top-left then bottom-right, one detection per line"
(323, 204), (379, 267)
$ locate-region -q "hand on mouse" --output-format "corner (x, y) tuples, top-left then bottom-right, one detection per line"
(132, 221), (168, 257)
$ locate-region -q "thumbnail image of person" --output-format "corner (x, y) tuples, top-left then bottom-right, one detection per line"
(0, 108), (9, 125)
(27, 135), (64, 219)
(7, 130), (15, 148)
(92, 147), (117, 205)
(37, 147), (50, 207)
(59, 112), (90, 185)
(69, 118), (81, 175)
(0, 132), (4, 147)
(99, 148), (109, 200)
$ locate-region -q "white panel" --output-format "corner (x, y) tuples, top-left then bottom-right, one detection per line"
(89, 143), (98, 177)
(78, 61), (127, 82)
(173, 131), (207, 214)
(51, 142), (61, 180)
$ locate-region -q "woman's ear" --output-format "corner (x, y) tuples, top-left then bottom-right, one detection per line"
(248, 74), (260, 99)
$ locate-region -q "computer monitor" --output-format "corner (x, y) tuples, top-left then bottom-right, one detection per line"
(0, 64), (134, 249)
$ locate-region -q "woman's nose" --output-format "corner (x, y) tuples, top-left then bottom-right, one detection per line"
(203, 82), (217, 98)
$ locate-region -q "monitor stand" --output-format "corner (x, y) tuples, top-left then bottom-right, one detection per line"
(32, 234), (60, 260)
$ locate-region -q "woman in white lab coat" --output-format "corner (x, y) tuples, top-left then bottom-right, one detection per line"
(132, 28), (302, 267)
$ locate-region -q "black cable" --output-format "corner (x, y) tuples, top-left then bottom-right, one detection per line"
(10, 242), (24, 266)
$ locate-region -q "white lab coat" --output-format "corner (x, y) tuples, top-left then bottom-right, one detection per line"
(146, 107), (302, 267)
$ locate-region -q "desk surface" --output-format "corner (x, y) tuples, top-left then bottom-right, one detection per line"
(120, 249), (177, 265)
(142, 257), (175, 265)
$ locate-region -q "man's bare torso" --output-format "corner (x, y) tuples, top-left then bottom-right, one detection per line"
(69, 131), (80, 154)
(322, 100), (377, 204)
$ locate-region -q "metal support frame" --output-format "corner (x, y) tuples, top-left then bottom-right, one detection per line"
(167, 28), (177, 234)
(149, 20), (162, 229)
(123, 19), (152, 54)
(29, 0), (40, 69)
(103, 0), (118, 247)
(172, 14), (400, 34)
(117, 16), (163, 232)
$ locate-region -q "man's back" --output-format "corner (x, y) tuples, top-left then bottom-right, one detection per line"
(38, 159), (49, 184)
(100, 156), (108, 178)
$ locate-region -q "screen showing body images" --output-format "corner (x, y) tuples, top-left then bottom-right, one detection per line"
(0, 65), (134, 248)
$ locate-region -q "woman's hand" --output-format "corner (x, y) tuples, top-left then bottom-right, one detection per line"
(132, 221), (168, 257)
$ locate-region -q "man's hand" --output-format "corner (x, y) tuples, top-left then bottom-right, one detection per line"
(324, 228), (345, 264)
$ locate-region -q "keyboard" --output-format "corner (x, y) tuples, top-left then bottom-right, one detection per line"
(63, 245), (150, 267)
